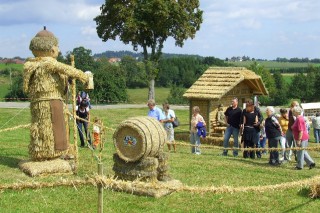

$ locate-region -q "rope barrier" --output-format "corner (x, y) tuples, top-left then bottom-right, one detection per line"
(0, 124), (30, 133)
(0, 174), (319, 195)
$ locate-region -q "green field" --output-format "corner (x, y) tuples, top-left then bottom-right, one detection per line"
(0, 108), (320, 212)
(0, 63), (23, 71)
(228, 61), (320, 69)
(127, 87), (170, 104)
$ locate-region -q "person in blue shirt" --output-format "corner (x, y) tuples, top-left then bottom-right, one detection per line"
(147, 99), (165, 122)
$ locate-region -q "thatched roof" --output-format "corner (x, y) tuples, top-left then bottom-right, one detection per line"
(183, 67), (268, 100)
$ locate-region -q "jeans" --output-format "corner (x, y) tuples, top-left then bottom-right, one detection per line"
(296, 140), (314, 168)
(279, 136), (287, 159)
(259, 137), (267, 153)
(314, 128), (320, 143)
(285, 129), (296, 160)
(77, 121), (89, 146)
(255, 131), (261, 158)
(223, 125), (240, 156)
(269, 137), (280, 164)
(190, 132), (201, 153)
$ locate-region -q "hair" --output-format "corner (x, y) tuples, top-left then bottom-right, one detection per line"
(192, 106), (200, 113)
(94, 117), (99, 123)
(80, 100), (88, 108)
(292, 106), (303, 115)
(147, 99), (155, 106)
(246, 99), (254, 106)
(290, 100), (299, 108)
(266, 106), (275, 114)
(280, 108), (287, 114)
(316, 112), (320, 117)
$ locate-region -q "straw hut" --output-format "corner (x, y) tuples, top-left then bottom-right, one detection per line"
(183, 67), (268, 137)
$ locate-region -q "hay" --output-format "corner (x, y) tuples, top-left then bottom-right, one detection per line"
(113, 154), (159, 182)
(113, 116), (166, 162)
(111, 179), (183, 198)
(23, 56), (89, 161)
(19, 159), (73, 177)
(310, 184), (320, 198)
(183, 67), (268, 99)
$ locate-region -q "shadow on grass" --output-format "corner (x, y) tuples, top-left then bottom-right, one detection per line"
(282, 198), (315, 213)
(0, 156), (22, 168)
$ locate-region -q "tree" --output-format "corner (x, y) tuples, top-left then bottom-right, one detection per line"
(272, 71), (288, 105)
(91, 58), (128, 103)
(95, 0), (203, 100)
(120, 55), (148, 88)
(66, 46), (95, 72)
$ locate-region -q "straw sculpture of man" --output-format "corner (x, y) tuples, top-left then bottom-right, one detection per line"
(23, 27), (93, 161)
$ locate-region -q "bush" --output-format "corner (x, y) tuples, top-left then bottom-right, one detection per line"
(167, 85), (188, 104)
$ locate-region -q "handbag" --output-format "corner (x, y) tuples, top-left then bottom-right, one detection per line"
(172, 117), (180, 128)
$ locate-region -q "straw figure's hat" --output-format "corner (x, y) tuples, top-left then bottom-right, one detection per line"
(29, 26), (58, 56)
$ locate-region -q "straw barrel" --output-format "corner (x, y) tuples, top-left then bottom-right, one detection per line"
(113, 116), (166, 162)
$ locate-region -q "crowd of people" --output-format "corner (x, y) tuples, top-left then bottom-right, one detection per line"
(221, 98), (316, 170)
(147, 99), (207, 154)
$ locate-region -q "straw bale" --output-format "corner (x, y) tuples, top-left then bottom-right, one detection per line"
(113, 153), (159, 171)
(111, 179), (182, 198)
(19, 159), (73, 177)
(310, 184), (320, 198)
(113, 116), (166, 162)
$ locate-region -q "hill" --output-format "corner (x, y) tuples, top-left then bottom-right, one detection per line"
(93, 50), (203, 60)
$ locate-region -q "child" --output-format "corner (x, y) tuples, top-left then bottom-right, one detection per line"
(92, 117), (101, 149)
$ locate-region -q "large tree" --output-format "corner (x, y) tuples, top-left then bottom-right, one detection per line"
(94, 0), (203, 100)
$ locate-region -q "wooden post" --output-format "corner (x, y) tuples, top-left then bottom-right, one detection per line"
(98, 163), (103, 213)
(71, 55), (78, 173)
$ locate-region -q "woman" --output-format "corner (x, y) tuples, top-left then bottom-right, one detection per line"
(162, 103), (176, 152)
(278, 108), (289, 161)
(265, 106), (282, 166)
(291, 106), (316, 170)
(76, 100), (91, 147)
(190, 106), (206, 154)
(242, 101), (259, 159)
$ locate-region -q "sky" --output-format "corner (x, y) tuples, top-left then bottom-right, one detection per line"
(0, 0), (320, 60)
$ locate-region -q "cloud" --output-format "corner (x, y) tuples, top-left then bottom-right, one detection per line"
(0, 0), (101, 26)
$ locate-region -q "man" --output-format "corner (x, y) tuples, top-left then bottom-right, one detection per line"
(222, 97), (242, 157)
(147, 99), (165, 122)
(312, 113), (320, 144)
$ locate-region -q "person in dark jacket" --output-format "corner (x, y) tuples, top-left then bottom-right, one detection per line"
(241, 101), (259, 159)
(76, 100), (91, 147)
(241, 99), (263, 158)
(265, 106), (282, 165)
(222, 97), (242, 157)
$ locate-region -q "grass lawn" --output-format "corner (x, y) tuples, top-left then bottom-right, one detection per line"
(127, 87), (170, 104)
(0, 107), (320, 212)
(0, 76), (10, 99)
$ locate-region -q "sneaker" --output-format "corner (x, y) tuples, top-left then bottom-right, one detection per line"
(195, 152), (201, 155)
(295, 166), (302, 170)
(279, 157), (284, 161)
(309, 163), (316, 169)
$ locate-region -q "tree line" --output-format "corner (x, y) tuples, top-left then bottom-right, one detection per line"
(2, 46), (320, 106)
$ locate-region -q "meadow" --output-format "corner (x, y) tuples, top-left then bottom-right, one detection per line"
(0, 107), (320, 212)
(228, 61), (320, 69)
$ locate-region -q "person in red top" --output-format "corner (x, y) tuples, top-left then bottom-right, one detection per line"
(291, 106), (315, 170)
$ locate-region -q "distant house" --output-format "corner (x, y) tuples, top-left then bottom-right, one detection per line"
(301, 102), (320, 117)
(183, 67), (268, 137)
(108, 57), (121, 63)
